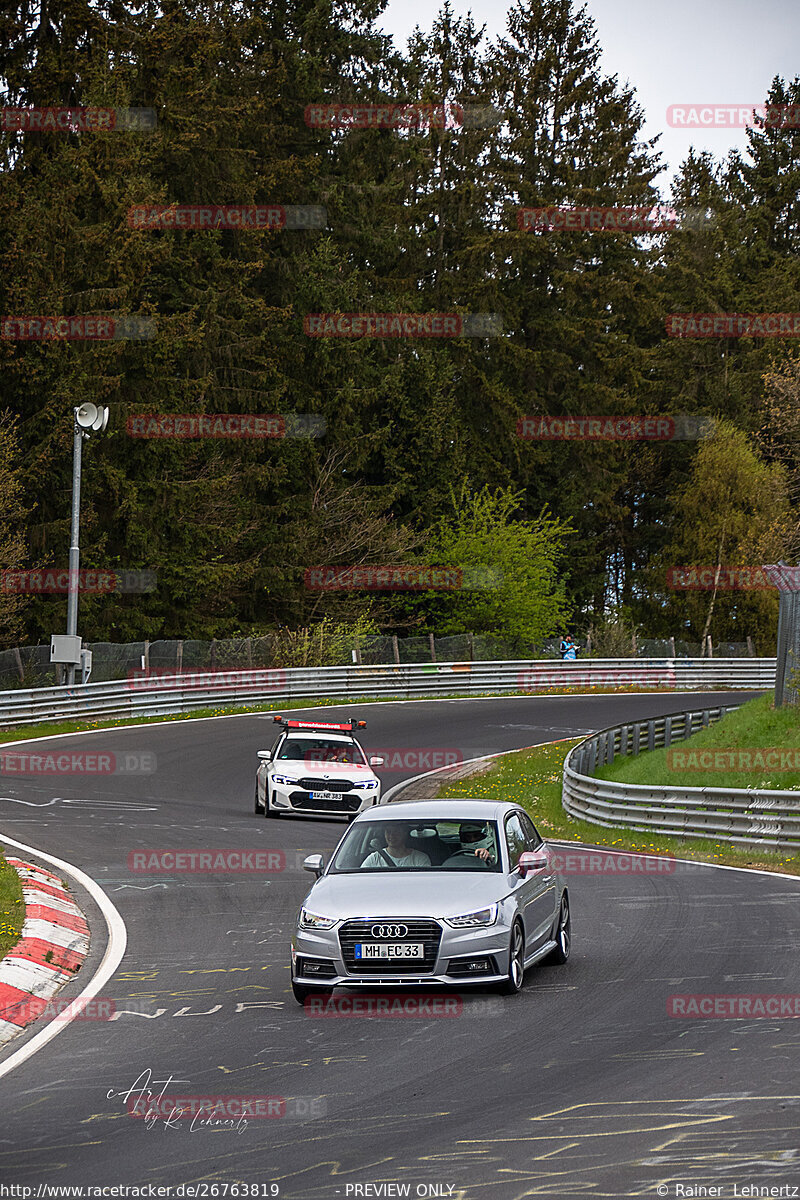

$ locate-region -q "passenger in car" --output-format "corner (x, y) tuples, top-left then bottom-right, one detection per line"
(361, 823), (431, 868)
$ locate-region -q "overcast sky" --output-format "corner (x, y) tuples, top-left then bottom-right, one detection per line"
(380, 0), (800, 191)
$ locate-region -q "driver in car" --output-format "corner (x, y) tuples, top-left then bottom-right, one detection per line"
(444, 822), (495, 864)
(361, 823), (431, 868)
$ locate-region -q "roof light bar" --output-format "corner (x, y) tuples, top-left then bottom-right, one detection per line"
(272, 716), (367, 732)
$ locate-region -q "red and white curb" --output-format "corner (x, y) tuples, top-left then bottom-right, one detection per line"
(0, 857), (89, 1045)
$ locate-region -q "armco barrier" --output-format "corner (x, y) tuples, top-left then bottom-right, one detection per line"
(562, 703), (800, 849)
(0, 657), (773, 730)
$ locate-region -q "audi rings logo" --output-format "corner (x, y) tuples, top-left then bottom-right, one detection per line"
(371, 924), (408, 939)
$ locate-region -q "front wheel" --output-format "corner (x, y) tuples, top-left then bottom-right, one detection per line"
(497, 921), (525, 995)
(542, 893), (571, 965)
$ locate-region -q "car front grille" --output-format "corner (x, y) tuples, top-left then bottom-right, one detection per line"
(296, 777), (354, 792)
(289, 792), (360, 812)
(338, 919), (443, 975)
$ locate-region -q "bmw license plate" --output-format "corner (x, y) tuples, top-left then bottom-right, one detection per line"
(309, 791), (340, 801)
(355, 943), (423, 959)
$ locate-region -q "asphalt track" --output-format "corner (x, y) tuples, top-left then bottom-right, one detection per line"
(1, 690), (799, 1199)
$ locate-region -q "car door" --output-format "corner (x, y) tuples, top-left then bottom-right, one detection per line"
(504, 812), (551, 952)
(518, 811), (558, 945)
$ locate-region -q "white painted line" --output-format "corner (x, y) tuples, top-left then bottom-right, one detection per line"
(0, 836), (127, 1080)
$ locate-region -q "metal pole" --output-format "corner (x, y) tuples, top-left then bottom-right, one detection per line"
(774, 591), (789, 708)
(65, 421), (83, 686)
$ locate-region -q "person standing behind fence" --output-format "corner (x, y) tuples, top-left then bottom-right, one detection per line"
(560, 636), (578, 661)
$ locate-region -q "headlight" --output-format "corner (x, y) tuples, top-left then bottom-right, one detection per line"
(353, 780), (379, 790)
(272, 773), (298, 786)
(299, 908), (337, 930)
(444, 904), (498, 928)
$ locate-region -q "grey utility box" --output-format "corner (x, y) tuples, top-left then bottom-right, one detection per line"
(50, 634), (82, 665)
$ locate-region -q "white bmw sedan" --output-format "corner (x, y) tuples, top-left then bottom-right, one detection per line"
(255, 716), (383, 819)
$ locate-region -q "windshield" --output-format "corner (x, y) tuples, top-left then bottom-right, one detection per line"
(276, 737), (366, 766)
(329, 819), (502, 872)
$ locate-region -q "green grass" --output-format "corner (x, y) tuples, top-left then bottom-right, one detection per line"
(0, 850), (24, 958)
(436, 735), (800, 876)
(596, 693), (800, 791)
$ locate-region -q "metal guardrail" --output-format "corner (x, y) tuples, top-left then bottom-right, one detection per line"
(0, 656), (773, 730)
(562, 704), (800, 850)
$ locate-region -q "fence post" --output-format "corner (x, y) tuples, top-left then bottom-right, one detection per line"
(246, 637), (253, 668)
(647, 719), (655, 751)
(143, 640), (150, 674)
(392, 635), (400, 665)
(467, 632), (474, 661)
(176, 640), (183, 674)
(353, 642), (362, 666)
(669, 636), (676, 657)
(746, 636), (755, 658)
(13, 647), (24, 683)
(210, 638), (217, 670)
(429, 633), (436, 663)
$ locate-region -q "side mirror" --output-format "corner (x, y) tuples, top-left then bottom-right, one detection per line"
(303, 853), (324, 878)
(257, 749), (272, 761)
(369, 756), (384, 767)
(518, 851), (548, 877)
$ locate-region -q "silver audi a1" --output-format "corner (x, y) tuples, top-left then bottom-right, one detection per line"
(290, 799), (571, 1003)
